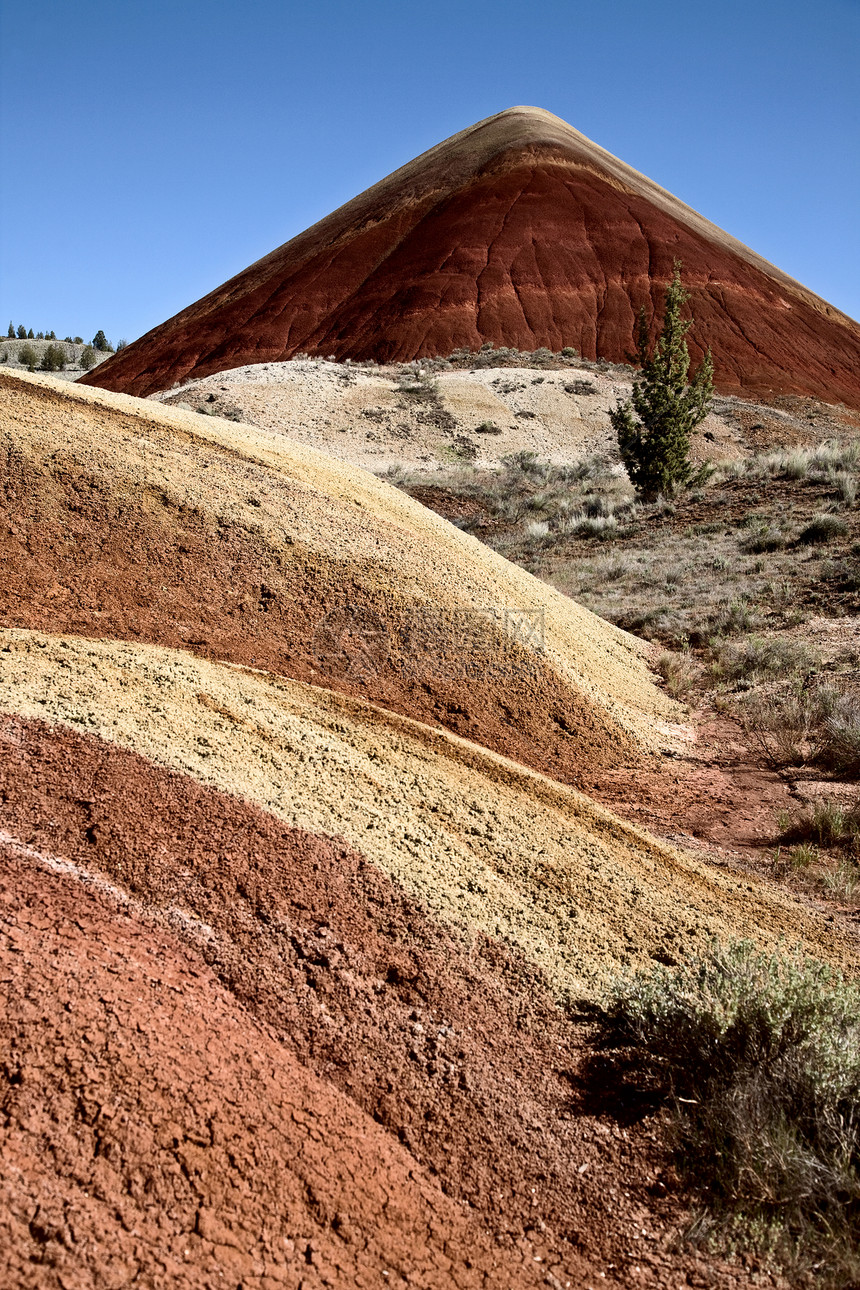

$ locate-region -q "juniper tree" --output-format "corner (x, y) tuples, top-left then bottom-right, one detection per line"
(39, 343), (66, 372)
(611, 262), (713, 500)
(18, 343), (37, 371)
(7, 322), (13, 338)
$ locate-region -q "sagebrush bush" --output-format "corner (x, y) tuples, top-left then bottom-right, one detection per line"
(798, 513), (848, 545)
(820, 694), (860, 775)
(597, 941), (860, 1282)
(738, 683), (837, 768)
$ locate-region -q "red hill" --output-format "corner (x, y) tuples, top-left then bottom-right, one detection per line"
(81, 106), (860, 407)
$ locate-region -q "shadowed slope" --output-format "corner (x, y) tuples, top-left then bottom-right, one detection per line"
(81, 106), (860, 407)
(0, 369), (679, 783)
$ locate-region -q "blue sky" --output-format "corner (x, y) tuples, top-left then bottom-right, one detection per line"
(2, 0), (858, 346)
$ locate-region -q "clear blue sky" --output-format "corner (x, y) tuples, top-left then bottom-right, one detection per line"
(2, 0), (858, 346)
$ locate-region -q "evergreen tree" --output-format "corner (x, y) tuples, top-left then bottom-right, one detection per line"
(610, 263), (713, 501)
(79, 345), (97, 371)
(36, 331), (44, 340)
(18, 343), (38, 371)
(92, 329), (113, 352)
(26, 328), (34, 339)
(7, 322), (13, 338)
(40, 344), (66, 373)
(16, 325), (25, 339)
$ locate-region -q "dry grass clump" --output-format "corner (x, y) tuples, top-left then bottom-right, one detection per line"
(596, 941), (860, 1285)
(708, 635), (816, 687)
(421, 341), (621, 372)
(740, 516), (788, 554)
(655, 647), (701, 699)
(821, 694), (860, 774)
(394, 364), (441, 400)
(771, 823), (860, 911)
(736, 684), (837, 769)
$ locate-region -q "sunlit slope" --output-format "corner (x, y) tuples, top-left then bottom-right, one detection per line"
(0, 369), (680, 781)
(0, 629), (852, 996)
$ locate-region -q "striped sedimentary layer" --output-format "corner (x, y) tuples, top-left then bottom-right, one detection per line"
(0, 629), (850, 996)
(1, 640), (854, 1286)
(3, 370), (855, 1288)
(0, 369), (680, 783)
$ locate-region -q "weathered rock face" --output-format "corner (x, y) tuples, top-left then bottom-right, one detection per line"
(81, 106), (860, 407)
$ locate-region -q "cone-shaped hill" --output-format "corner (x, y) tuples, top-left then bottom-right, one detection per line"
(82, 106), (860, 407)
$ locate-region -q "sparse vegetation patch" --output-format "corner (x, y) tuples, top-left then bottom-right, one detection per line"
(596, 941), (860, 1284)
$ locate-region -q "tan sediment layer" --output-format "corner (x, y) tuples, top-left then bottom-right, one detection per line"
(0, 369), (681, 778)
(0, 628), (852, 996)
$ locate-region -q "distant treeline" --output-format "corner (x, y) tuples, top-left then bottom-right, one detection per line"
(6, 324), (127, 353)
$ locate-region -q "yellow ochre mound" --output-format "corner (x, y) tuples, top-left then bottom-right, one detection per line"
(0, 368), (680, 781)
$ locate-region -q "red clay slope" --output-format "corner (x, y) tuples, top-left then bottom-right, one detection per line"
(81, 105), (860, 407)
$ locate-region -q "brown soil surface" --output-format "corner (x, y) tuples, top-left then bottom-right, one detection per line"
(80, 106), (860, 409)
(0, 714), (785, 1288)
(0, 369), (680, 782)
(0, 840), (547, 1289)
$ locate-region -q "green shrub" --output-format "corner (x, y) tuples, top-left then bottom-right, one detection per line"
(596, 941), (860, 1281)
(79, 344), (97, 371)
(798, 513), (848, 545)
